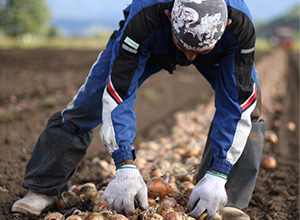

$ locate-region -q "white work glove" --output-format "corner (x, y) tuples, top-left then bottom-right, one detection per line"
(188, 171), (228, 219)
(103, 163), (148, 215)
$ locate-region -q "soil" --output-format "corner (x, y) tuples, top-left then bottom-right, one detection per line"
(0, 48), (298, 220)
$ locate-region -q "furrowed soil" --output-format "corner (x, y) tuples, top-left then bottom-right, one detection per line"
(0, 48), (298, 219)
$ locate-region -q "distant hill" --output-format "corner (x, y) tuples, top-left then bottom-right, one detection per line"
(256, 5), (300, 39)
(49, 2), (299, 38)
(51, 18), (117, 37)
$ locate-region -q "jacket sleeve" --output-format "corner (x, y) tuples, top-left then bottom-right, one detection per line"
(209, 5), (257, 175)
(100, 33), (151, 165)
(100, 0), (172, 165)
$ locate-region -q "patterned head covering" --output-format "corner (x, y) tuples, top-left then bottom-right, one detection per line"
(171, 0), (228, 51)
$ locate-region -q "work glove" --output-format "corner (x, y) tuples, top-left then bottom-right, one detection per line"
(188, 171), (227, 220)
(103, 163), (148, 215)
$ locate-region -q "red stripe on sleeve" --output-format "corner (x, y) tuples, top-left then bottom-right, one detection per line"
(241, 85), (257, 112)
(107, 78), (122, 104)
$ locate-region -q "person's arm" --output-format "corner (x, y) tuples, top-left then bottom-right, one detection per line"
(100, 14), (151, 166)
(101, 1), (173, 215)
(208, 7), (257, 175)
(189, 4), (257, 219)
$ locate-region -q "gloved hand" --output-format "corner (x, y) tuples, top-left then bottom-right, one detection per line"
(188, 171), (228, 219)
(103, 163), (148, 215)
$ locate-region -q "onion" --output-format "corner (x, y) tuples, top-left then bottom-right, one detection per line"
(163, 211), (183, 220)
(100, 211), (113, 220)
(160, 197), (177, 207)
(140, 168), (151, 182)
(144, 213), (163, 220)
(78, 182), (98, 202)
(157, 204), (175, 217)
(174, 193), (189, 207)
(44, 212), (64, 220)
(173, 204), (185, 214)
(93, 202), (110, 213)
(184, 148), (199, 159)
(148, 198), (160, 208)
(286, 122), (296, 131)
(185, 216), (195, 220)
(261, 156), (277, 170)
(197, 212), (222, 220)
(56, 191), (80, 210)
(151, 169), (164, 178)
(91, 195), (105, 206)
(109, 214), (128, 220)
(147, 177), (170, 199)
(86, 213), (105, 220)
(264, 131), (278, 144)
(179, 181), (194, 197)
(66, 215), (82, 220)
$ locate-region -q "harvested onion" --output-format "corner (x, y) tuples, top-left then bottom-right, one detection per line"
(144, 213), (163, 220)
(44, 212), (64, 220)
(56, 191), (80, 210)
(286, 122), (296, 132)
(197, 212), (222, 220)
(86, 213), (105, 220)
(147, 177), (170, 199)
(261, 156), (277, 170)
(157, 204), (175, 218)
(160, 197), (177, 207)
(78, 182), (98, 202)
(163, 211), (183, 220)
(66, 215), (82, 220)
(109, 214), (128, 220)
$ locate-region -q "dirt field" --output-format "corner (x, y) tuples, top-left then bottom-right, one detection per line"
(0, 48), (298, 220)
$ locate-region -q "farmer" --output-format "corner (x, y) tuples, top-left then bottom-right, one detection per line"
(11, 0), (265, 219)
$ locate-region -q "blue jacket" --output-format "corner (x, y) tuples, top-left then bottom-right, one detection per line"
(100, 0), (258, 175)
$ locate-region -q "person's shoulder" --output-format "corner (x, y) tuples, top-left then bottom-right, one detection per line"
(225, 0), (253, 22)
(129, 0), (173, 18)
(133, 0), (174, 8)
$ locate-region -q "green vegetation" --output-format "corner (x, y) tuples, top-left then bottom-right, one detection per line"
(142, 89), (157, 101)
(0, 35), (110, 49)
(256, 4), (300, 40)
(0, 1), (298, 52)
(4, 112), (15, 122)
(255, 39), (274, 52)
(0, 0), (50, 37)
(42, 96), (55, 108)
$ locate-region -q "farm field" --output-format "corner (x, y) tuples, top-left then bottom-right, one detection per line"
(0, 48), (298, 219)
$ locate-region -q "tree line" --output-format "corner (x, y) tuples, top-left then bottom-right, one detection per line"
(0, 0), (53, 37)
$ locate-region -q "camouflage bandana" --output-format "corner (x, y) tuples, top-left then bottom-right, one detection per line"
(171, 0), (228, 51)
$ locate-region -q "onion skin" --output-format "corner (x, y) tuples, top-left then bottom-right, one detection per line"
(160, 197), (177, 207)
(144, 213), (163, 220)
(78, 183), (98, 202)
(163, 211), (183, 220)
(261, 156), (277, 170)
(157, 204), (175, 217)
(100, 211), (113, 220)
(56, 191), (80, 210)
(197, 212), (222, 220)
(147, 177), (170, 199)
(44, 212), (64, 220)
(93, 202), (110, 213)
(86, 213), (105, 220)
(286, 122), (296, 131)
(66, 216), (82, 220)
(109, 214), (129, 220)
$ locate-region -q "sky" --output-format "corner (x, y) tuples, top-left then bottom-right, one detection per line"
(45, 0), (299, 30)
